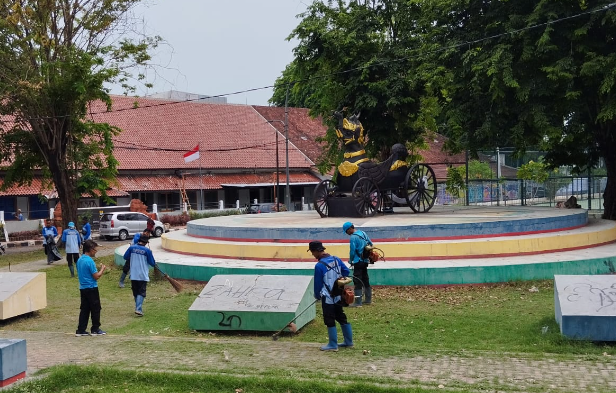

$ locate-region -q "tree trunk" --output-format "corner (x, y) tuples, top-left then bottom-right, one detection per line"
(47, 155), (79, 231)
(603, 152), (616, 220)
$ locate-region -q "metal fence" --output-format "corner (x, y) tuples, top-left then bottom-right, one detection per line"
(436, 176), (607, 212)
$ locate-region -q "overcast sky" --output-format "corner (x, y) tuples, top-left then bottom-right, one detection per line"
(109, 1), (309, 105)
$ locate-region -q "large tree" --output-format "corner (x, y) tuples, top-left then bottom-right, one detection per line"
(426, 0), (616, 218)
(271, 0), (440, 169)
(274, 0), (616, 219)
(0, 1), (158, 226)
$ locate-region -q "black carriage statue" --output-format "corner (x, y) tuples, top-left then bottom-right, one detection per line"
(313, 111), (437, 218)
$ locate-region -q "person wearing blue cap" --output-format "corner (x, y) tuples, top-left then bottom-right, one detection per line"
(61, 221), (83, 277)
(343, 221), (373, 306)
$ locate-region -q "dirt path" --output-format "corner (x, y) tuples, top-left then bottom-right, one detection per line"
(1, 330), (615, 392)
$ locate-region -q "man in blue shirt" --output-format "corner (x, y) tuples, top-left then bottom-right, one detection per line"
(343, 221), (373, 307)
(16, 209), (24, 221)
(119, 230), (151, 288)
(75, 240), (107, 336)
(61, 221), (82, 277)
(42, 219), (59, 265)
(123, 234), (157, 316)
(81, 217), (92, 241)
(310, 240), (353, 352)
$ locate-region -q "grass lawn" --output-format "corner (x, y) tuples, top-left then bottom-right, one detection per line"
(2, 252), (616, 392)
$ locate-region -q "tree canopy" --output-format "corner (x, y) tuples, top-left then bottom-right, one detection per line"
(273, 0), (616, 219)
(0, 0), (159, 226)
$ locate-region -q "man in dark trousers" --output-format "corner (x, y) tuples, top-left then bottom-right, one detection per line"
(123, 233), (157, 316)
(310, 240), (353, 351)
(343, 221), (373, 307)
(75, 240), (107, 336)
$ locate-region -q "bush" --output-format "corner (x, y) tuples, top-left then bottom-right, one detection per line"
(9, 230), (42, 241)
(159, 209), (244, 227)
(159, 212), (190, 226)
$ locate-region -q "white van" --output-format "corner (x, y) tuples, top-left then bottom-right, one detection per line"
(98, 212), (165, 241)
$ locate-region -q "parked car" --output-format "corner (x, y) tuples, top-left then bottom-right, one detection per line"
(99, 212), (165, 241)
(246, 203), (287, 214)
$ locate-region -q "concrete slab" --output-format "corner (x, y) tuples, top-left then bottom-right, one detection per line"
(554, 275), (616, 341)
(0, 273), (47, 320)
(0, 339), (27, 387)
(188, 275), (315, 332)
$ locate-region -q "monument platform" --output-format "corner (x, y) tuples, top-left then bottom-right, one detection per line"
(115, 206), (616, 285)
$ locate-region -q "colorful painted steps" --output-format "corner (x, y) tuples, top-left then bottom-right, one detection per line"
(114, 206), (616, 286)
(163, 217), (615, 261)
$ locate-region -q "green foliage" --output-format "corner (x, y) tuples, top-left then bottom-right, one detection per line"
(275, 0), (616, 218)
(517, 160), (550, 183)
(271, 0), (432, 162)
(446, 165), (466, 197)
(0, 1), (160, 226)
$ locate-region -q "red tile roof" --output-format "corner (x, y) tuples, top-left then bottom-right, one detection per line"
(116, 172), (321, 191)
(251, 106), (328, 164)
(88, 97), (315, 171)
(0, 178), (128, 197)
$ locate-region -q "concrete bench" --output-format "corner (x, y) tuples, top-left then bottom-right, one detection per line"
(0, 339), (27, 387)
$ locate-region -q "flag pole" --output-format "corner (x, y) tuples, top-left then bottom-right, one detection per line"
(199, 142), (204, 211)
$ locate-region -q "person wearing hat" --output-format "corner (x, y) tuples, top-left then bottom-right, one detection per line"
(60, 221), (83, 277)
(122, 233), (157, 316)
(309, 240), (354, 351)
(342, 221), (373, 307)
(118, 229), (151, 288)
(16, 209), (24, 221)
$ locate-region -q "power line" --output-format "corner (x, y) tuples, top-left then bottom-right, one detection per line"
(9, 2), (616, 122)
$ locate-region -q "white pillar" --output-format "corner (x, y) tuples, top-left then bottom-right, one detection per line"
(219, 200), (224, 210)
(152, 204), (158, 215)
(253, 198), (257, 204)
(183, 202), (188, 213)
(49, 208), (54, 220)
(236, 200), (240, 209)
(0, 211), (3, 221)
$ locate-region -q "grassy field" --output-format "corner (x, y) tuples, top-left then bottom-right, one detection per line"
(2, 252), (616, 392)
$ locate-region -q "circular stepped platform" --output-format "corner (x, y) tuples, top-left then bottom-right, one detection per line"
(115, 206), (616, 285)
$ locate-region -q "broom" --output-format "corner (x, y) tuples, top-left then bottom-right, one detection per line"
(154, 265), (183, 293)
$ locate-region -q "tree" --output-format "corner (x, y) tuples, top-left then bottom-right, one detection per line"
(0, 1), (159, 227)
(271, 0), (439, 169)
(424, 0), (616, 218)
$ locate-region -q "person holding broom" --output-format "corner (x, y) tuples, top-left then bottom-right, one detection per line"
(118, 229), (151, 288)
(309, 240), (354, 352)
(122, 233), (157, 316)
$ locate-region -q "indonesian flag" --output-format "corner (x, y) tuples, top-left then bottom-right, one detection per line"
(183, 144), (200, 163)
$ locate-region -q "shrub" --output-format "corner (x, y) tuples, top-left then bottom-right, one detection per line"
(8, 230), (42, 241)
(159, 209), (243, 226)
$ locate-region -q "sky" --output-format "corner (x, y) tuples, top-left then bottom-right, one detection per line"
(109, 0), (309, 106)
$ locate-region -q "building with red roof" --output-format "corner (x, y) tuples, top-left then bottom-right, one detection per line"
(1, 95), (488, 219)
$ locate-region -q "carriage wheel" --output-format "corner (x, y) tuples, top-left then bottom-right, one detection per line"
(404, 164), (437, 213)
(313, 179), (337, 218)
(352, 177), (381, 217)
